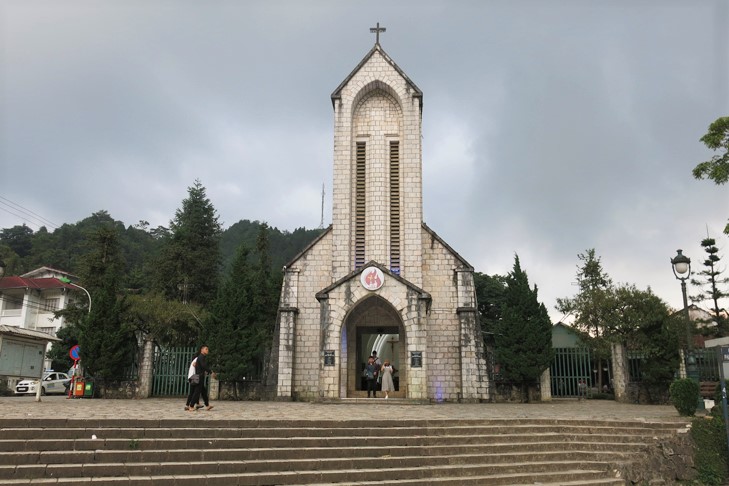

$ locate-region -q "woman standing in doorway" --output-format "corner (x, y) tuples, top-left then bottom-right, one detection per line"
(380, 359), (396, 399)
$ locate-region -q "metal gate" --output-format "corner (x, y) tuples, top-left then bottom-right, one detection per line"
(152, 346), (196, 397)
(550, 347), (592, 398)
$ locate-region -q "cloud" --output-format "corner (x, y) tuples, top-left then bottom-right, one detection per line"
(1, 0), (727, 320)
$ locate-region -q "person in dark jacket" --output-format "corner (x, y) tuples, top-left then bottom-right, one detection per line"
(364, 356), (378, 398)
(188, 345), (216, 411)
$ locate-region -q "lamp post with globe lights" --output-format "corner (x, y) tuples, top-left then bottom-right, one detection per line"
(671, 249), (698, 381)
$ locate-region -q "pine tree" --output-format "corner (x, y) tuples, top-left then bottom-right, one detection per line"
(494, 255), (553, 402)
(204, 224), (281, 396)
(154, 180), (222, 306)
(556, 249), (613, 338)
(556, 249), (614, 391)
(691, 237), (729, 336)
(76, 226), (135, 394)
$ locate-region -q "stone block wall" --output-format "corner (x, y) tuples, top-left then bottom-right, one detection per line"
(332, 48), (423, 286)
(422, 228), (490, 402)
(277, 231), (333, 400)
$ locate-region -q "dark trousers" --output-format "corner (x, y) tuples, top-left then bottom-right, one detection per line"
(185, 383), (196, 407)
(366, 377), (377, 397)
(189, 379), (209, 407)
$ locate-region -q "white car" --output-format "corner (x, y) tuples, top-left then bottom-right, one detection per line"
(15, 372), (71, 395)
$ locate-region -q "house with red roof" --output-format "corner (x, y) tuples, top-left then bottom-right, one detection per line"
(0, 267), (85, 369)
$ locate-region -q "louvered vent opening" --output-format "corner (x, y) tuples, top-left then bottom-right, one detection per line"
(390, 141), (401, 275)
(355, 142), (366, 269)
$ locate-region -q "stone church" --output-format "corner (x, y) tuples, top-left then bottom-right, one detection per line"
(274, 30), (491, 402)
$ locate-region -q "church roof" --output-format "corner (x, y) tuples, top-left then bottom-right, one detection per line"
(283, 225), (332, 269)
(422, 223), (474, 271)
(330, 43), (423, 109)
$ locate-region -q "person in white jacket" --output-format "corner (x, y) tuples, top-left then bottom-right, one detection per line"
(184, 355), (200, 411)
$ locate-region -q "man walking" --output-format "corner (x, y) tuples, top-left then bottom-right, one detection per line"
(188, 345), (215, 411)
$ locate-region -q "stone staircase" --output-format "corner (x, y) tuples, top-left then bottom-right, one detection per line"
(0, 416), (688, 485)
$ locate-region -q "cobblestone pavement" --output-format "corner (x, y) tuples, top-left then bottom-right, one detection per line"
(0, 395), (687, 423)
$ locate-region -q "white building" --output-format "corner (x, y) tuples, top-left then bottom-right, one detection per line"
(0, 266), (84, 370)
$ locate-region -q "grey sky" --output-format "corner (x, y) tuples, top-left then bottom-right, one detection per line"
(1, 0), (728, 320)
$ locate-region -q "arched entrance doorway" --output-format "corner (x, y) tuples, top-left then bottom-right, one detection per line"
(341, 296), (406, 398)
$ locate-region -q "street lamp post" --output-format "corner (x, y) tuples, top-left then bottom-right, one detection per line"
(58, 277), (91, 314)
(671, 249), (698, 381)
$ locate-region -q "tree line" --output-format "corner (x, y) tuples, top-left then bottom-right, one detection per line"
(0, 180), (322, 394)
(2, 110), (727, 400)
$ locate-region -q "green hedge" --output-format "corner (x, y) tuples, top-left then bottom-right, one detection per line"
(670, 379), (699, 416)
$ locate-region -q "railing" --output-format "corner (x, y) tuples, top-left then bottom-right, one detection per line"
(152, 346), (197, 397)
(627, 347), (720, 383)
(696, 348), (720, 382)
(550, 347), (593, 398)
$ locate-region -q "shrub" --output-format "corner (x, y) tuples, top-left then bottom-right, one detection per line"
(670, 379), (700, 416)
(691, 415), (729, 485)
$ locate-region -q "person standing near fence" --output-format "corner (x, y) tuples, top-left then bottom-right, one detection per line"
(189, 345), (216, 411)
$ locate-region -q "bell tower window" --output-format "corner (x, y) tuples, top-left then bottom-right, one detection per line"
(389, 141), (401, 275)
(354, 141), (366, 269)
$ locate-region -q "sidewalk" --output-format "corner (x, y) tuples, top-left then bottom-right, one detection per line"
(0, 395), (686, 423)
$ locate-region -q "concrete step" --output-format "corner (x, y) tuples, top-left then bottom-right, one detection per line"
(0, 417), (686, 484)
(0, 434), (656, 454)
(4, 459), (615, 480)
(0, 441), (649, 467)
(0, 451), (637, 479)
(0, 417), (687, 430)
(0, 465), (623, 485)
(0, 423), (679, 440)
(306, 477), (626, 486)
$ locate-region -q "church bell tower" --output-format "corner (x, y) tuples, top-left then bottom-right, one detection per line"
(329, 27), (424, 286)
(274, 26), (489, 403)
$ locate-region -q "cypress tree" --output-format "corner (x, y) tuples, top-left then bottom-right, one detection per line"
(494, 255), (553, 402)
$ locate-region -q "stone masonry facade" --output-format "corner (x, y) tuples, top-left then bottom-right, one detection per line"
(275, 42), (491, 402)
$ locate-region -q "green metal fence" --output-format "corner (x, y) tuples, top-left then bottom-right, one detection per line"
(696, 348), (720, 382)
(152, 346), (197, 397)
(628, 347), (719, 383)
(550, 347), (592, 398)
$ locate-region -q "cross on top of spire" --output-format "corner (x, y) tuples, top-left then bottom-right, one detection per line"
(370, 22), (386, 45)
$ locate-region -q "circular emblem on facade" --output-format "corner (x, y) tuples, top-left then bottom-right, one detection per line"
(360, 267), (384, 291)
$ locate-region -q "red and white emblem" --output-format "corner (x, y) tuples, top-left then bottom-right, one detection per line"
(360, 267), (384, 291)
